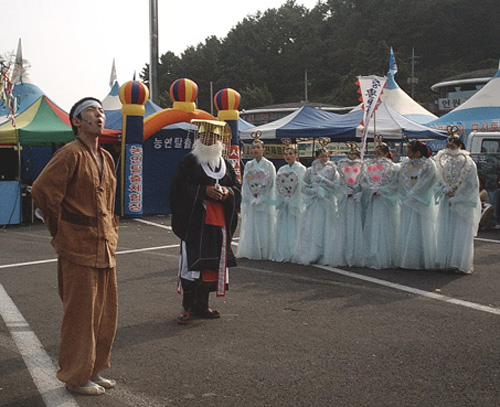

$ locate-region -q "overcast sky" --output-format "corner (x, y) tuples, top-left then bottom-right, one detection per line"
(3, 0), (320, 111)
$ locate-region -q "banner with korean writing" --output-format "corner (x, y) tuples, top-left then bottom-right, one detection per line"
(241, 143), (288, 159)
(357, 75), (386, 158)
(150, 135), (193, 150)
(124, 144), (143, 216)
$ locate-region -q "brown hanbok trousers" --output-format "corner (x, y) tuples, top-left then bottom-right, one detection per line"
(56, 257), (118, 387)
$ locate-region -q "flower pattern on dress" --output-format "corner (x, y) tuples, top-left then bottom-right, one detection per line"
(337, 159), (363, 188)
(277, 171), (299, 197)
(245, 168), (270, 196)
(363, 158), (394, 188)
(400, 157), (428, 188)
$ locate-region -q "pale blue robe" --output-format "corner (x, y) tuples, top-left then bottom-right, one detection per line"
(434, 149), (480, 273)
(297, 160), (338, 265)
(361, 158), (400, 269)
(272, 161), (306, 263)
(398, 157), (438, 269)
(330, 158), (365, 267)
(237, 157), (277, 260)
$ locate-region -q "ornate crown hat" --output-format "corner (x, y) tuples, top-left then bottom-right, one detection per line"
(446, 125), (462, 146)
(191, 119), (231, 157)
(318, 137), (331, 149)
(346, 141), (361, 158)
(251, 130), (263, 145)
(374, 134), (385, 148)
(281, 138), (297, 155)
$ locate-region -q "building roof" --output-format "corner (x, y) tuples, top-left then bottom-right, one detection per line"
(431, 68), (497, 91)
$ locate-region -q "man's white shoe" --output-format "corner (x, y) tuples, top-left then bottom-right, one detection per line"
(67, 380), (105, 395)
(91, 375), (117, 389)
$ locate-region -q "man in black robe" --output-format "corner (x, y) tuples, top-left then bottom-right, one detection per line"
(170, 122), (241, 324)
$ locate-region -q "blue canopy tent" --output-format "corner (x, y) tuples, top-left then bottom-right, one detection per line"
(428, 64), (500, 141)
(239, 105), (343, 140)
(240, 104), (447, 141)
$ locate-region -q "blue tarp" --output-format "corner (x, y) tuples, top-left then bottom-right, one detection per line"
(0, 181), (22, 224)
(240, 104), (446, 141)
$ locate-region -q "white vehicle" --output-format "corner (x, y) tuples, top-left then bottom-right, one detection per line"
(466, 131), (500, 153)
(466, 131), (500, 194)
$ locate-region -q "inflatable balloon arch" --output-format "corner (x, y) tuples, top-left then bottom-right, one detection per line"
(118, 78), (241, 217)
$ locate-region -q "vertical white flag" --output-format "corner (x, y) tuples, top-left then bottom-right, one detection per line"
(11, 38), (23, 85)
(356, 75), (386, 158)
(109, 58), (117, 88)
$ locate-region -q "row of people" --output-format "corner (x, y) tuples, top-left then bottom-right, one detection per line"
(237, 134), (481, 274)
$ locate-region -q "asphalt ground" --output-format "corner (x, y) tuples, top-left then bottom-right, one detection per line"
(1, 216), (500, 407)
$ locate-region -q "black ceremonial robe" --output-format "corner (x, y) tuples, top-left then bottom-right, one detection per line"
(170, 153), (241, 272)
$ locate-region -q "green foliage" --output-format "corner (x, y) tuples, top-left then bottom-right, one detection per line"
(145, 0), (500, 110)
(240, 84), (274, 109)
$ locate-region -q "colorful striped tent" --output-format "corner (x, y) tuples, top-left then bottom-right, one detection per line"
(0, 95), (74, 145)
(0, 82), (45, 122)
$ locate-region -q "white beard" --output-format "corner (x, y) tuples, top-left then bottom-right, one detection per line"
(192, 139), (224, 167)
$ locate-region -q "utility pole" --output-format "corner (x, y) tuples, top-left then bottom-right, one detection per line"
(149, 0), (159, 104)
(304, 69), (308, 103)
(210, 81), (214, 116)
(407, 47), (419, 98)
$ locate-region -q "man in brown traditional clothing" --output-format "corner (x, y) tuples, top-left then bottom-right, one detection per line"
(170, 121), (241, 325)
(31, 97), (119, 396)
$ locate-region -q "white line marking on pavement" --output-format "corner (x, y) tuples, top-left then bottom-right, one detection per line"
(117, 244), (179, 255)
(132, 218), (500, 316)
(0, 245), (179, 270)
(475, 237), (500, 244)
(0, 284), (79, 407)
(0, 258), (57, 269)
(133, 218), (172, 230)
(314, 264), (500, 316)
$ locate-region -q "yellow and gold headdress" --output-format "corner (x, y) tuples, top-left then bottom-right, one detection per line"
(191, 119), (231, 157)
(346, 142), (361, 159)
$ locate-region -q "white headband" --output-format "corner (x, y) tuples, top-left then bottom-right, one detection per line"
(72, 99), (102, 118)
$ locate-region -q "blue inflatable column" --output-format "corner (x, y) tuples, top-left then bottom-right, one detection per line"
(119, 80), (149, 217)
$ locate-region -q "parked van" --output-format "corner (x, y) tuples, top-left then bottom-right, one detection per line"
(466, 131), (500, 153)
(466, 132), (500, 193)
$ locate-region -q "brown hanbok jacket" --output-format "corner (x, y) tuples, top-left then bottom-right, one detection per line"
(31, 139), (119, 268)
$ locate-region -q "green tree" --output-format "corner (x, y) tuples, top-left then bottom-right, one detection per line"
(144, 0), (500, 111)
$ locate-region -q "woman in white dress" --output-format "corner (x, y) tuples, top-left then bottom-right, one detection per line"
(434, 129), (480, 273)
(398, 139), (438, 269)
(237, 134), (277, 260)
(362, 136), (400, 269)
(329, 143), (365, 267)
(272, 143), (306, 263)
(297, 145), (338, 265)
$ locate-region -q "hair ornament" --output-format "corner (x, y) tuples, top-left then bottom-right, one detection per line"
(346, 141), (361, 157)
(252, 130), (262, 143)
(318, 137), (331, 149)
(446, 125), (463, 147)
